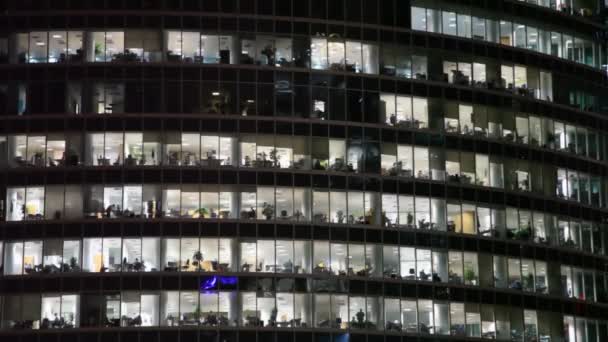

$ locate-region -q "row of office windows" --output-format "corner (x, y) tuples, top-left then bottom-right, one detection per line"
(0, 31), (402, 72)
(0, 291), (603, 342)
(1, 131), (604, 206)
(4, 185), (607, 254)
(2, 10), (603, 74)
(1, 237), (607, 304)
(5, 87), (606, 164)
(5, 82), (608, 164)
(3, 128), (600, 175)
(0, 0), (408, 26)
(410, 2), (604, 70)
(1, 0), (598, 25)
(438, 60), (554, 102)
(0, 29), (560, 97)
(0, 32), (566, 106)
(4, 80), (600, 131)
(516, 0), (599, 17)
(2, 63), (558, 115)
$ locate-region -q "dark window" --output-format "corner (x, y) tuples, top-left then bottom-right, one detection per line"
(380, 0), (394, 26)
(347, 90), (363, 122)
(310, 0), (326, 19)
(346, 0), (362, 22)
(275, 0), (291, 16)
(28, 83), (45, 114)
(47, 82), (66, 113)
(257, 84), (275, 116)
(294, 86), (310, 119)
(166, 82), (182, 113)
(329, 88), (345, 121)
(125, 82), (143, 113)
(143, 83), (162, 113)
(363, 0), (378, 24)
(239, 0), (254, 14)
(220, 0), (237, 12)
(327, 0), (344, 21)
(202, 0), (219, 11)
(293, 0), (309, 17)
(257, 0), (273, 15)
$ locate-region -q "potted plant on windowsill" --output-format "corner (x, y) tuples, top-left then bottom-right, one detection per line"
(336, 210), (345, 224)
(269, 148), (280, 168)
(544, 133), (556, 149)
(195, 208), (209, 219)
(464, 268), (477, 285)
(406, 212), (414, 228)
(515, 227), (531, 241)
(69, 257), (80, 272)
(94, 43), (103, 60)
(523, 273), (534, 291)
(193, 251), (203, 271)
(262, 202), (274, 220)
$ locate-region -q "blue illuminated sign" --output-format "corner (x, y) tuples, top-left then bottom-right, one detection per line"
(200, 276), (238, 291)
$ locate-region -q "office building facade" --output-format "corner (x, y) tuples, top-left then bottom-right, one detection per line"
(1, 0), (608, 341)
